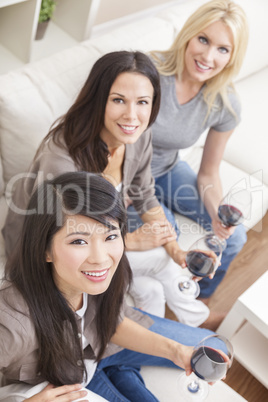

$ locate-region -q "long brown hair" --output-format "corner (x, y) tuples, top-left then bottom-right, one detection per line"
(40, 51), (161, 173)
(4, 172), (132, 386)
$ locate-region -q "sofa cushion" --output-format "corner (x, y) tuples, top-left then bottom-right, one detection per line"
(224, 67), (268, 186)
(156, 0), (209, 35)
(234, 0), (268, 81)
(90, 16), (175, 54)
(0, 44), (101, 187)
(141, 366), (247, 401)
(0, 380), (108, 401)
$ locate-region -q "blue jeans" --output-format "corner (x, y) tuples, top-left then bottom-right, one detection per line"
(154, 160), (247, 298)
(87, 310), (214, 401)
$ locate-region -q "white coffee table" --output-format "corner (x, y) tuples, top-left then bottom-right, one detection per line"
(217, 270), (268, 388)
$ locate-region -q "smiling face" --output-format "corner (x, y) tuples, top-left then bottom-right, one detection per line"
(183, 20), (233, 84)
(100, 72), (154, 149)
(46, 215), (124, 310)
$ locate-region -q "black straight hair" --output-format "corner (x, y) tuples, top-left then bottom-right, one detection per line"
(4, 172), (132, 385)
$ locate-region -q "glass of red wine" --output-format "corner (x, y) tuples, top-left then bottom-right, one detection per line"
(178, 334), (234, 401)
(216, 187), (252, 250)
(218, 187), (251, 226)
(177, 234), (222, 299)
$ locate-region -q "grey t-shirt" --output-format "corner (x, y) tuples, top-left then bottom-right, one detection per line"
(151, 74), (241, 177)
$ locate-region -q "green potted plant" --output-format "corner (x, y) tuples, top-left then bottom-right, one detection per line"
(35, 0), (56, 40)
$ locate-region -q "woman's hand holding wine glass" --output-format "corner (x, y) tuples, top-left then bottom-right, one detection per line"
(178, 334), (234, 401)
(213, 187), (252, 249)
(177, 234), (223, 299)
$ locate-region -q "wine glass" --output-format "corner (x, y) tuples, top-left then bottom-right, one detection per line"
(215, 187), (252, 250)
(177, 234), (222, 299)
(178, 334), (234, 401)
(218, 187), (251, 227)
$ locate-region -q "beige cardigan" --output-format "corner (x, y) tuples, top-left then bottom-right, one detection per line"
(0, 281), (153, 387)
(3, 129), (159, 257)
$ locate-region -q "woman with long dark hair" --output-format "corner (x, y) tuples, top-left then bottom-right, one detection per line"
(1, 172), (214, 401)
(3, 50), (166, 255)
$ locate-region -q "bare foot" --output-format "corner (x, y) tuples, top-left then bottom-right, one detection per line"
(199, 311), (227, 332)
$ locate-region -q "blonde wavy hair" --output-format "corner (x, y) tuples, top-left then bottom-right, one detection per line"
(150, 0), (249, 116)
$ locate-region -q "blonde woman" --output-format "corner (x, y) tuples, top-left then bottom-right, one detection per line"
(148, 0), (248, 300)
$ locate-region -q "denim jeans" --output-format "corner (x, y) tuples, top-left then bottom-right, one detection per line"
(154, 160), (247, 298)
(87, 310), (214, 401)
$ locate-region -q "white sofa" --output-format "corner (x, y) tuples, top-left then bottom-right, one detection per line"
(0, 0), (267, 400)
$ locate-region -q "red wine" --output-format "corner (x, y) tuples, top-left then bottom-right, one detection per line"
(218, 204), (243, 227)
(191, 346), (227, 382)
(186, 251), (215, 277)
